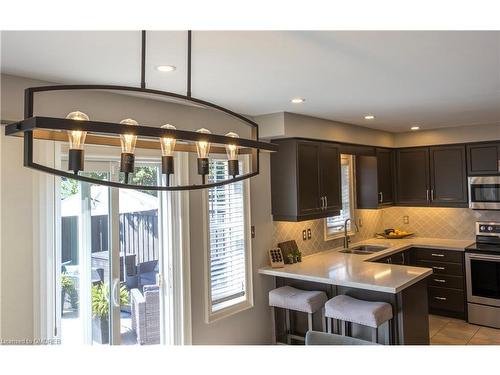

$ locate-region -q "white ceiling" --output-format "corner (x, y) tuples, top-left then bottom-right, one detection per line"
(1, 31), (499, 132)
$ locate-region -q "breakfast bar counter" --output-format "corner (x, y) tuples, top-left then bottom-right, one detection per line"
(258, 237), (473, 345)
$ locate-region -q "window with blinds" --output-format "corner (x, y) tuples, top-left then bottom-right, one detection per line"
(207, 159), (247, 311)
(326, 155), (355, 236)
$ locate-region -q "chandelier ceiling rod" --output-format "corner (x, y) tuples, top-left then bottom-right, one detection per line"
(141, 30), (146, 89)
(187, 30), (192, 98)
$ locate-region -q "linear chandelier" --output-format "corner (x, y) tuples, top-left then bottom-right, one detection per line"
(4, 31), (278, 191)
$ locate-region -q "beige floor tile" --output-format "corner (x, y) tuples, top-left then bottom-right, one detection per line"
(431, 333), (468, 345)
(469, 327), (500, 344)
(439, 320), (480, 341)
(428, 315), (450, 338)
(468, 337), (500, 345)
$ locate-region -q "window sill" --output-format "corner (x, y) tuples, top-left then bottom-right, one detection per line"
(206, 297), (253, 324)
(324, 229), (355, 242)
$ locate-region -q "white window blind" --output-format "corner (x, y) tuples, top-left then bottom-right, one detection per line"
(207, 159), (246, 309)
(327, 155), (354, 234)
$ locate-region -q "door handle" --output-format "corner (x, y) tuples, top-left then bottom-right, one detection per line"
(320, 196), (324, 209)
(379, 192), (383, 203)
(432, 266), (445, 271)
(325, 196), (328, 208)
(431, 253), (445, 257)
(433, 279), (446, 283)
(431, 189), (434, 201)
(426, 189), (429, 201)
(112, 278), (120, 308)
(402, 252), (405, 264)
(434, 296), (447, 301)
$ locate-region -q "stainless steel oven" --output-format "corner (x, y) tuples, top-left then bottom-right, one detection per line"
(469, 176), (500, 210)
(465, 221), (500, 328)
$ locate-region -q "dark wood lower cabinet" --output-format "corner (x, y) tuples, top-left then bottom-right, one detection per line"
(374, 247), (466, 319)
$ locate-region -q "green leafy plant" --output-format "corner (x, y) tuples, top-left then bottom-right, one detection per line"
(61, 272), (74, 291)
(92, 282), (129, 319)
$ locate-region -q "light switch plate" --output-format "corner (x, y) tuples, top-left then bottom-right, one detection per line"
(307, 228), (312, 239)
(403, 216), (409, 224)
(302, 230), (307, 241)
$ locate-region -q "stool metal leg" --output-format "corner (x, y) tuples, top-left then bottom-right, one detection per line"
(385, 320), (392, 345)
(285, 309), (291, 345)
(321, 308), (326, 333)
(327, 317), (332, 333)
(371, 327), (378, 343)
(340, 320), (346, 336)
(270, 306), (276, 344)
(307, 313), (313, 332)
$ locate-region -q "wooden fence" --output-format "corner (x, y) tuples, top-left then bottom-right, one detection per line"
(61, 209), (159, 265)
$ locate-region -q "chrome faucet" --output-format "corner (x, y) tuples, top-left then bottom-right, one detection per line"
(343, 218), (359, 249)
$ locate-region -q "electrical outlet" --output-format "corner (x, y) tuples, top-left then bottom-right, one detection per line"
(307, 228), (312, 239)
(302, 230), (307, 241)
(251, 226), (255, 238)
(358, 218), (363, 227)
(403, 216), (409, 224)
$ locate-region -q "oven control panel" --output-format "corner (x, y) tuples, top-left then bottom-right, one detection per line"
(476, 222), (500, 236)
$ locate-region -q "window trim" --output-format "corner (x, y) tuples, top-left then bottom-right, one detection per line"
(203, 157), (253, 324)
(324, 154), (356, 241)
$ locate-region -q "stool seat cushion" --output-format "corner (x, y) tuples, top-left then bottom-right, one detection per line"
(269, 286), (327, 313)
(324, 295), (393, 328)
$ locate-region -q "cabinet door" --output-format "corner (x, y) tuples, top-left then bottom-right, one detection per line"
(320, 143), (342, 213)
(396, 148), (430, 205)
(430, 145), (468, 206)
(467, 142), (500, 176)
(297, 142), (322, 216)
(377, 148), (394, 205)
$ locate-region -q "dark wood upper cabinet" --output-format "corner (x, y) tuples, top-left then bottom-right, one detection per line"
(320, 143), (342, 213)
(297, 142), (321, 216)
(467, 142), (500, 176)
(356, 148), (395, 209)
(377, 148), (395, 205)
(396, 145), (468, 207)
(396, 148), (430, 205)
(430, 145), (468, 206)
(271, 139), (341, 221)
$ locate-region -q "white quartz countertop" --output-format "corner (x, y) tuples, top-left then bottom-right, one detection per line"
(258, 237), (474, 294)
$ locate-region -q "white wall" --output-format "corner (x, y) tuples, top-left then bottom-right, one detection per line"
(188, 153), (275, 344)
(394, 123), (500, 147)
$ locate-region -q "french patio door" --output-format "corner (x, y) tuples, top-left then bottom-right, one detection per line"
(57, 160), (171, 345)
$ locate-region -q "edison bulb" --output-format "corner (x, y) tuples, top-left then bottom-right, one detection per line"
(225, 132), (240, 160)
(160, 124), (177, 157)
(66, 111), (89, 150)
(120, 118), (138, 154)
(195, 128), (211, 159)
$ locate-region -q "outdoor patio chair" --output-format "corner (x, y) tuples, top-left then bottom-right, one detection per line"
(130, 285), (160, 345)
(137, 260), (158, 289)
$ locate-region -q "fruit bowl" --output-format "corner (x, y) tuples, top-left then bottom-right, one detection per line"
(376, 232), (415, 239)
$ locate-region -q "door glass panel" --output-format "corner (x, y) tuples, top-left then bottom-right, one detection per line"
(119, 165), (162, 345)
(59, 171), (111, 345)
(470, 259), (500, 299)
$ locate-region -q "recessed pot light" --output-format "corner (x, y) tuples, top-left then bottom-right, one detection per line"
(410, 126), (420, 131)
(364, 115), (375, 120)
(156, 65), (176, 72)
(290, 98), (305, 104)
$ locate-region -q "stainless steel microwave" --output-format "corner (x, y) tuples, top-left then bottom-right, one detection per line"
(469, 176), (500, 210)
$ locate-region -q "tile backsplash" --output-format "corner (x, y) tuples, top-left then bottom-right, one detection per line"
(272, 207), (500, 256)
(273, 209), (383, 256)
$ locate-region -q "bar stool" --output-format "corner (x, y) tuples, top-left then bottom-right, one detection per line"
(324, 295), (393, 344)
(269, 286), (327, 344)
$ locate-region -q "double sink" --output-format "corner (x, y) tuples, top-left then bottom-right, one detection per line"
(339, 245), (388, 255)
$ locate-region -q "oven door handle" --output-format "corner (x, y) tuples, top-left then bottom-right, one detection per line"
(467, 254), (500, 262)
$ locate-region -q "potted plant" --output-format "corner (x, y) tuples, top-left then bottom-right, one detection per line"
(92, 282), (129, 344)
(61, 272), (73, 312)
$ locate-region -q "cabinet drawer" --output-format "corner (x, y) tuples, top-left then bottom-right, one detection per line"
(415, 248), (463, 263)
(427, 274), (464, 290)
(416, 260), (463, 276)
(428, 287), (465, 313)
